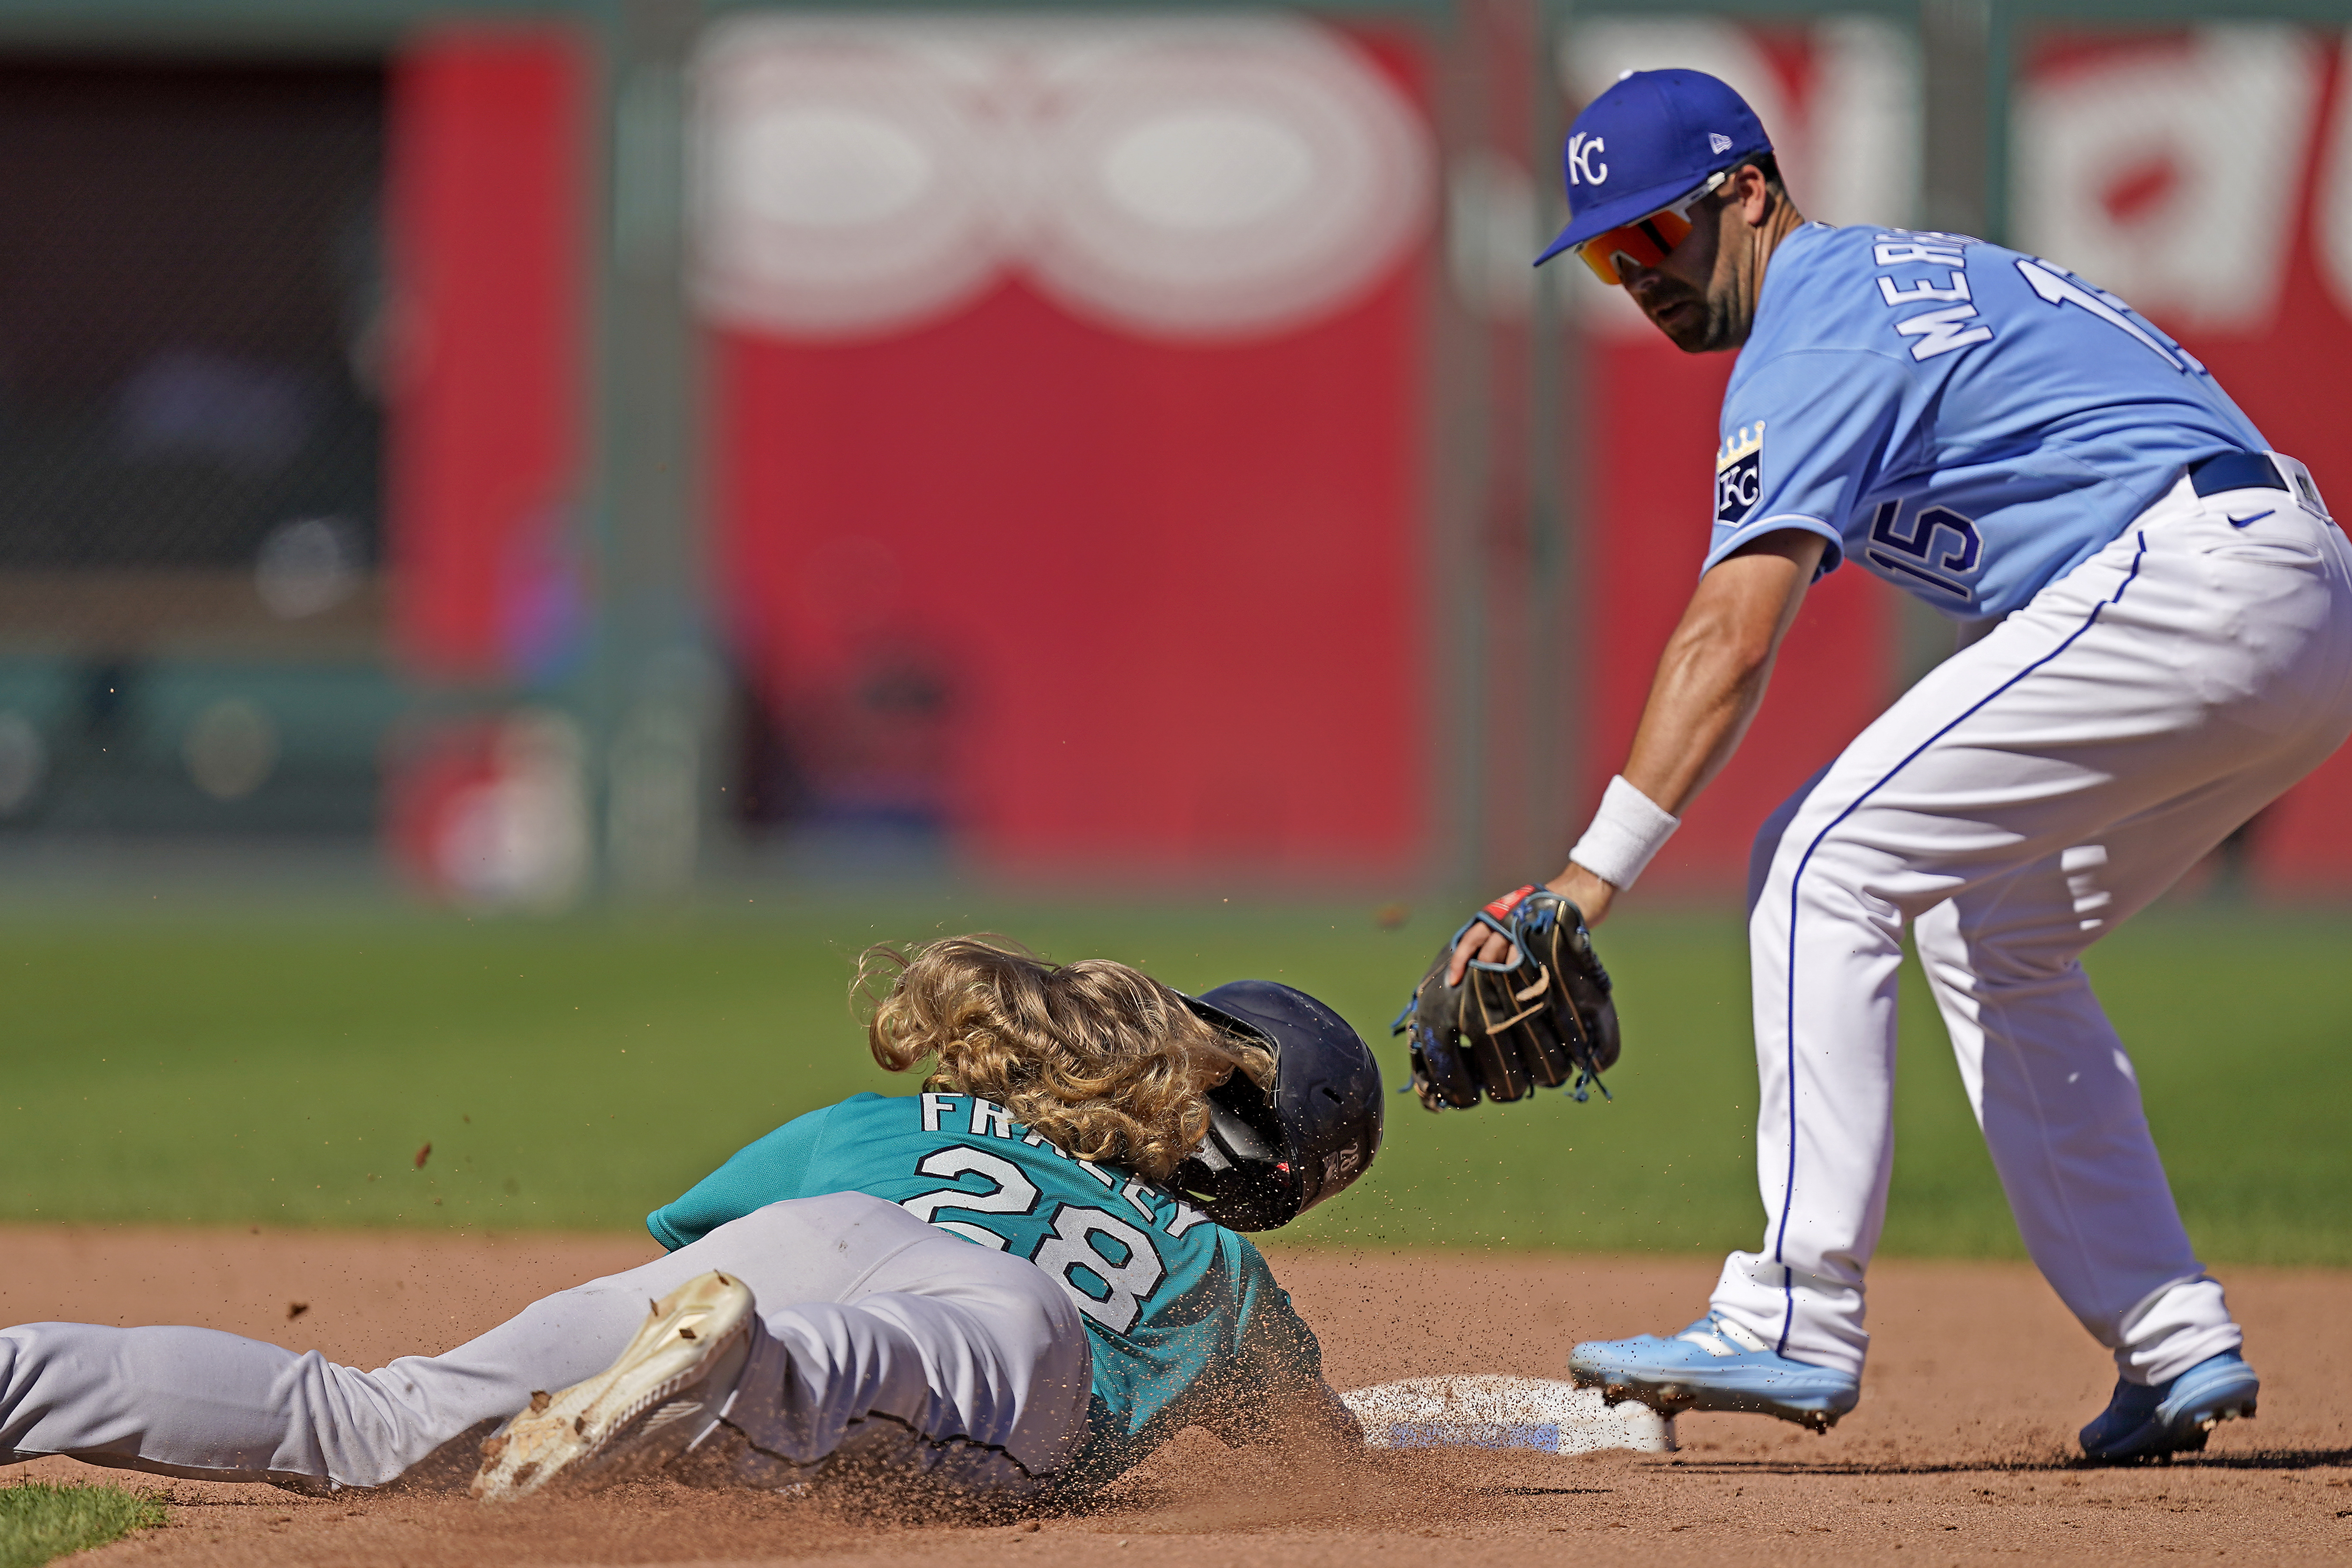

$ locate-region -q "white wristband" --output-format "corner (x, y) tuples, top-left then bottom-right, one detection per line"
(1568, 776), (1681, 891)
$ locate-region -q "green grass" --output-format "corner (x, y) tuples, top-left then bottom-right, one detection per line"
(1, 899), (2347, 1263)
(0, 1481), (166, 1568)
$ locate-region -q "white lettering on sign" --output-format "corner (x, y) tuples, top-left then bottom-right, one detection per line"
(2018, 25), (2317, 332)
(694, 14), (1437, 342)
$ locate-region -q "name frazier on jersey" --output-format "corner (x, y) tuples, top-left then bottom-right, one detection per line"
(905, 1091), (1208, 1334)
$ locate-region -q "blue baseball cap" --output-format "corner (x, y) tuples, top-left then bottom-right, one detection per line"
(1535, 68), (1773, 267)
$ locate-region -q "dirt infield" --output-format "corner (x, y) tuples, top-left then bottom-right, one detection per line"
(4, 1226), (2348, 1566)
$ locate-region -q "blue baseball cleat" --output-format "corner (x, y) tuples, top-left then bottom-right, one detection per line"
(2078, 1350), (2258, 1464)
(1567, 1313), (1861, 1432)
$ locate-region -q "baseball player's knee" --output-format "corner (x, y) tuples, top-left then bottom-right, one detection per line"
(0, 1322), (136, 1415)
(851, 1238), (1091, 1405)
(0, 1322), (60, 1415)
(739, 1289), (1085, 1481)
(1918, 896), (2095, 994)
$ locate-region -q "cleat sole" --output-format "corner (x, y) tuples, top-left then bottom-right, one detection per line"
(472, 1271), (754, 1501)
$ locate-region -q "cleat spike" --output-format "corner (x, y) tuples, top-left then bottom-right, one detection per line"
(529, 1391), (550, 1414)
(1565, 1314), (1859, 1431)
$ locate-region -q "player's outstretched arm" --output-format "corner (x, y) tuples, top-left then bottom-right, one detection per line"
(1448, 528), (1824, 982)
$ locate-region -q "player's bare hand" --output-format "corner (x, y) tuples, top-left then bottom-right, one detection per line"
(1445, 867), (1618, 986)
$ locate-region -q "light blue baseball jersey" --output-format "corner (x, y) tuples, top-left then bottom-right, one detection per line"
(1706, 224), (2270, 620)
(647, 1091), (1324, 1490)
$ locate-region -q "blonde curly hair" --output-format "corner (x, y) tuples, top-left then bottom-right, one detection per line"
(856, 935), (1274, 1184)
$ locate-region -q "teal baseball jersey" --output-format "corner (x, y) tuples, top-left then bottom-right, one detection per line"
(647, 1091), (1325, 1487)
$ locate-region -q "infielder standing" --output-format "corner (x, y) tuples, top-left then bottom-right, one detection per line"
(1448, 68), (2352, 1461)
(0, 937), (1380, 1499)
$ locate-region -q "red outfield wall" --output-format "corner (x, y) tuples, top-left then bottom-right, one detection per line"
(698, 17), (1434, 880)
(1571, 20), (2352, 897)
(2019, 27), (2352, 892)
(377, 15), (2352, 895)
(384, 27), (585, 685)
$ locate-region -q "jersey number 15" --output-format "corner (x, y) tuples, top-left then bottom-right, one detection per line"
(1866, 500), (1982, 602)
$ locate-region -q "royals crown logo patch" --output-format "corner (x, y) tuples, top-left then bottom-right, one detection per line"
(1715, 422), (1764, 527)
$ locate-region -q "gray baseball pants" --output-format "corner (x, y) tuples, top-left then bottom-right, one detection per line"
(0, 1193), (1091, 1496)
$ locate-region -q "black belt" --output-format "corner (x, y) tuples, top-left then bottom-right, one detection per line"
(2189, 450), (2287, 497)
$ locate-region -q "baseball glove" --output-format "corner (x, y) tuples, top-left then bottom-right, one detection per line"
(1390, 886), (1620, 1112)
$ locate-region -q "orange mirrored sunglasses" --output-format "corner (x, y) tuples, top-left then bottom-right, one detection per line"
(1574, 171), (1729, 286)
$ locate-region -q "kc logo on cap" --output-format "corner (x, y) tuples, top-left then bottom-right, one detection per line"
(1567, 131), (1608, 186)
(1535, 68), (1774, 269)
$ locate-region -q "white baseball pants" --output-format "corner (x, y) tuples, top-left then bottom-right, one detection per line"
(1711, 464), (2352, 1385)
(0, 1193), (1091, 1495)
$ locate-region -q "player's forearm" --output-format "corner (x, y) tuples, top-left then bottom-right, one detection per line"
(1543, 631), (1767, 923)
(1550, 534), (1822, 911)
(1611, 530), (1821, 817)
(1619, 621), (1778, 815)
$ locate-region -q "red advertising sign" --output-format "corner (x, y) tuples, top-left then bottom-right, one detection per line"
(1568, 20), (2352, 897)
(385, 27), (587, 686)
(699, 16), (1436, 879)
(2019, 25), (2352, 892)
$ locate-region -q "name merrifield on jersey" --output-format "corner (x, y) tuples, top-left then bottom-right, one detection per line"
(1707, 224), (2270, 622)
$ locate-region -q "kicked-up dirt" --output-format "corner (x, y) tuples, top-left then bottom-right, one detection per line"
(3, 1225), (2347, 1566)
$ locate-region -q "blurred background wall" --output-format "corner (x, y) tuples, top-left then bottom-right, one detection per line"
(3, 0), (2351, 906)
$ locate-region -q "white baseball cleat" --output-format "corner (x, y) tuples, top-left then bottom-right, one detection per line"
(1567, 1314), (1860, 1432)
(471, 1269), (756, 1501)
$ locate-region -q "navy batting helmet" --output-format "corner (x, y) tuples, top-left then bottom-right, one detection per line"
(1170, 981), (1384, 1232)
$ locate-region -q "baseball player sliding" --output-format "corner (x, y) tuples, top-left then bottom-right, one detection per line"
(1440, 68), (2352, 1462)
(0, 937), (1381, 1500)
